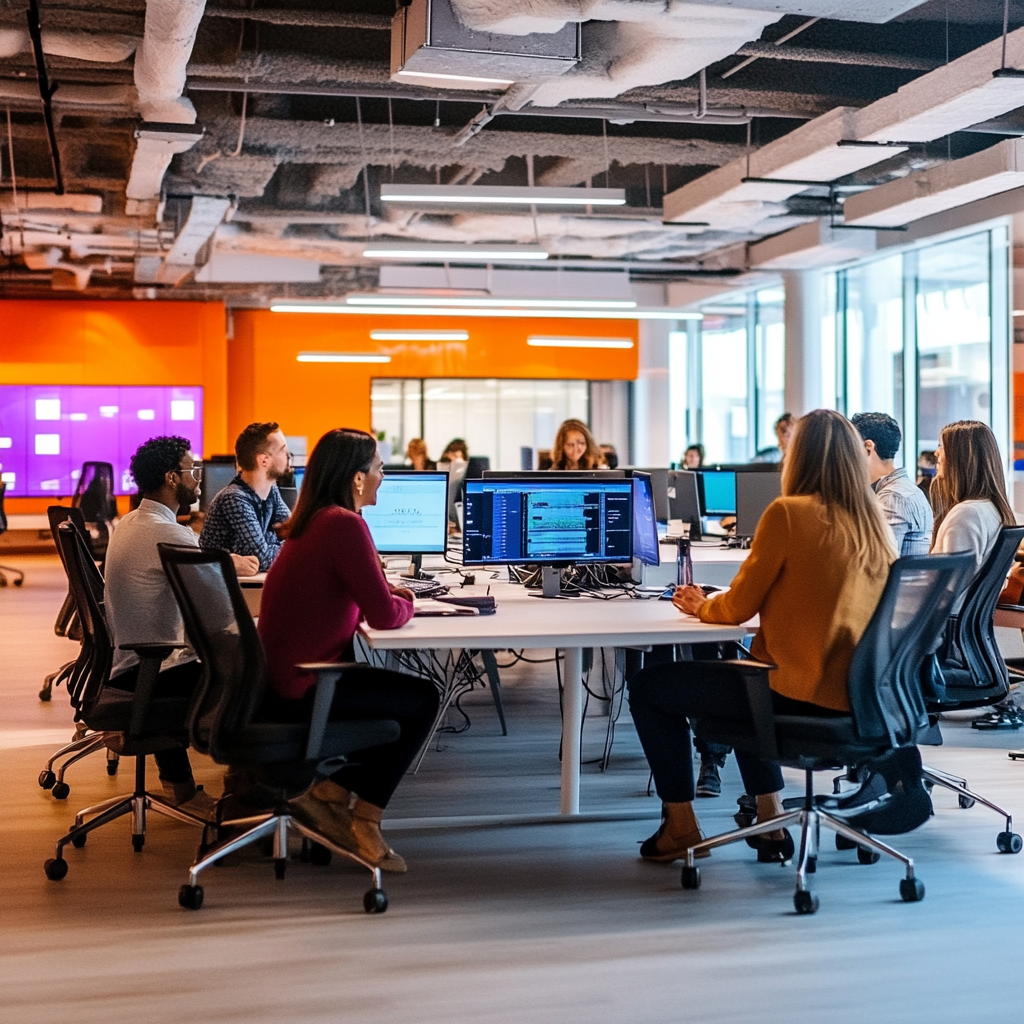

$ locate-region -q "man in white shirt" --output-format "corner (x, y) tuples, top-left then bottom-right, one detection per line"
(105, 436), (257, 817)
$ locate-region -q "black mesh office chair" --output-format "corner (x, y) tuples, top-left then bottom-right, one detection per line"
(73, 461), (118, 564)
(157, 544), (401, 914)
(682, 553), (977, 914)
(916, 527), (1024, 853)
(0, 482), (25, 587)
(43, 523), (209, 883)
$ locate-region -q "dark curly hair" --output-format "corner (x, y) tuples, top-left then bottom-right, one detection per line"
(851, 412), (902, 462)
(130, 435), (192, 494)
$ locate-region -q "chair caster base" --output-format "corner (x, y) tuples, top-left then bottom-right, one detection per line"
(178, 885), (204, 910)
(308, 842), (332, 866)
(44, 857), (68, 881)
(70, 833), (87, 849)
(131, 834), (145, 852)
(363, 889), (388, 914)
(51, 782), (70, 800)
(39, 770), (56, 790)
(793, 890), (819, 914)
(958, 794), (975, 809)
(835, 833), (857, 851)
(899, 877), (925, 902)
(681, 865), (701, 890)
(106, 760), (119, 777)
(274, 858), (287, 880)
(857, 846), (881, 865)
(996, 831), (1022, 854)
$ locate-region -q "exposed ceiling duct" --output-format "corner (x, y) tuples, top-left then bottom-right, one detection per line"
(747, 217), (878, 270)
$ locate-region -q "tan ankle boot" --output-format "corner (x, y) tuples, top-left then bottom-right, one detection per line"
(351, 798), (407, 874)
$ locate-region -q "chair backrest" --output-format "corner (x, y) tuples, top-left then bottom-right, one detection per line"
(47, 506), (92, 638)
(157, 544), (269, 763)
(55, 522), (112, 711)
(846, 553), (975, 747)
(0, 481), (7, 535)
(938, 525), (1024, 697)
(73, 462), (118, 523)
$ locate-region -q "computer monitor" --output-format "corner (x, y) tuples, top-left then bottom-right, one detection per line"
(698, 469), (737, 517)
(625, 468), (669, 522)
(199, 461), (238, 512)
(667, 470), (701, 540)
(631, 472), (660, 567)
(735, 470), (782, 539)
(462, 477), (633, 567)
(292, 465), (305, 491)
(360, 470), (449, 555)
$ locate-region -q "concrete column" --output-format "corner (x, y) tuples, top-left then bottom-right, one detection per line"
(783, 269), (823, 417)
(633, 319), (672, 466)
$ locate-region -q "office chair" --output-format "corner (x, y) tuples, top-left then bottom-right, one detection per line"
(919, 526), (1024, 852)
(0, 482), (25, 587)
(43, 523), (210, 883)
(157, 543), (401, 913)
(73, 461), (117, 564)
(681, 553), (976, 914)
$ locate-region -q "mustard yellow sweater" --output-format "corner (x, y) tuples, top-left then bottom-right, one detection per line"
(698, 494), (891, 711)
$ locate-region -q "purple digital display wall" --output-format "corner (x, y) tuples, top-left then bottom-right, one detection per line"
(0, 385), (204, 497)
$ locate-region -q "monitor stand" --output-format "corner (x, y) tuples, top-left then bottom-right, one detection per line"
(400, 553), (433, 581)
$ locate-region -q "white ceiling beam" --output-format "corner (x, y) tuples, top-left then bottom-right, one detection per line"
(747, 218), (877, 270)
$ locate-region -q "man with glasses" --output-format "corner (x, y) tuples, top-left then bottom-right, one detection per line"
(104, 436), (258, 817)
(200, 421), (291, 573)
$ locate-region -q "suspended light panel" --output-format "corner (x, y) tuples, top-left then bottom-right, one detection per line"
(380, 185), (626, 206)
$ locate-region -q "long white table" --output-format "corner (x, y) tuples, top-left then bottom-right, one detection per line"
(360, 581), (747, 816)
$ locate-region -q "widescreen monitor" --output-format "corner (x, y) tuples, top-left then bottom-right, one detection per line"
(481, 469), (625, 479)
(698, 469), (737, 517)
(361, 471), (449, 554)
(631, 472), (660, 567)
(667, 470), (702, 540)
(625, 468), (669, 522)
(735, 470), (782, 538)
(463, 477), (633, 567)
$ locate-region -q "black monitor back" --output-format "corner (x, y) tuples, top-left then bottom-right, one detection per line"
(625, 468), (669, 522)
(200, 460), (238, 512)
(735, 471), (782, 538)
(667, 470), (702, 540)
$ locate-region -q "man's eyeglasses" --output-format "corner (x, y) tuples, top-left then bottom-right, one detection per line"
(177, 462), (203, 481)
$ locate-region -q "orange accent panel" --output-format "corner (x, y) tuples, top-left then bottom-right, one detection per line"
(229, 310), (639, 449)
(1015, 371), (1024, 458)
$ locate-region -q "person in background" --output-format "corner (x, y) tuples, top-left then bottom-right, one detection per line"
(600, 444), (619, 470)
(257, 428), (440, 873)
(628, 410), (894, 864)
(751, 413), (795, 464)
(536, 448), (554, 471)
(852, 412), (933, 557)
(105, 436), (259, 820)
(440, 438), (469, 463)
(683, 444), (704, 470)
(405, 438), (436, 471)
(199, 422), (290, 574)
(917, 449), (938, 500)
(551, 419), (606, 471)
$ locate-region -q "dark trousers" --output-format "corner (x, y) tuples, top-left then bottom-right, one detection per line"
(109, 660), (202, 785)
(628, 660), (786, 803)
(261, 667), (440, 809)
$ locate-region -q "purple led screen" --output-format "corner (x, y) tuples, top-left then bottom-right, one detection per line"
(0, 385), (204, 497)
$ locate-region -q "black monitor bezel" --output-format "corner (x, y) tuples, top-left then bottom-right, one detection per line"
(630, 471), (660, 567)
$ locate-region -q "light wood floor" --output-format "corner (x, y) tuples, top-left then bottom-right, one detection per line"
(2, 555), (1023, 1024)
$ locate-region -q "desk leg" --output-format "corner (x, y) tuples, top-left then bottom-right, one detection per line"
(561, 646), (583, 815)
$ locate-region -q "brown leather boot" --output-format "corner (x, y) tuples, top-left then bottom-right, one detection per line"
(351, 798), (407, 874)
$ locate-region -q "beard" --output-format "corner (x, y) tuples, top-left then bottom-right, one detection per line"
(266, 464), (285, 482)
(175, 481), (197, 508)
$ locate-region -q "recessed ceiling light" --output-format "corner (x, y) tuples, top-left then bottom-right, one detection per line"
(296, 352), (393, 363)
(527, 336), (635, 349)
(350, 296), (637, 310)
(369, 330), (469, 341)
(362, 245), (548, 261)
(379, 185), (626, 206)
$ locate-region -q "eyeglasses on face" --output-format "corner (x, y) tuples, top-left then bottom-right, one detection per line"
(177, 462), (203, 481)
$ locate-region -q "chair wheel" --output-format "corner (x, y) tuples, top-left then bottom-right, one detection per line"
(39, 770), (56, 790)
(106, 760), (119, 776)
(681, 865), (701, 890)
(38, 686), (52, 702)
(899, 877), (925, 902)
(13, 578), (23, 586)
(274, 858), (287, 880)
(178, 885), (204, 910)
(958, 794), (975, 809)
(805, 855), (816, 874)
(132, 834), (145, 852)
(857, 846), (881, 865)
(363, 889), (388, 914)
(44, 857), (68, 881)
(794, 890), (819, 914)
(70, 833), (87, 849)
(996, 831), (1023, 854)
(51, 782), (70, 800)
(308, 842), (332, 866)
(835, 834), (857, 851)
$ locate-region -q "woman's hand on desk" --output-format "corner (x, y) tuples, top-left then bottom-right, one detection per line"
(672, 585), (707, 617)
(389, 583), (416, 603)
(230, 553), (260, 577)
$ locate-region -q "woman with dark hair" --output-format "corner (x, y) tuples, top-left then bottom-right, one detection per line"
(258, 428), (440, 873)
(628, 410), (895, 864)
(551, 418), (605, 471)
(683, 444), (704, 470)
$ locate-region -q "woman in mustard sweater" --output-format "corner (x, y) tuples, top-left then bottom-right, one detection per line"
(628, 409), (895, 863)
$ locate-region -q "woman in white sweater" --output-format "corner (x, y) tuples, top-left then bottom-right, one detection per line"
(930, 420), (1015, 580)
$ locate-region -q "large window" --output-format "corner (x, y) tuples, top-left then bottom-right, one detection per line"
(754, 288), (786, 453)
(700, 303), (750, 464)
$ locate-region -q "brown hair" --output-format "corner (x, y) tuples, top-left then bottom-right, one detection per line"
(280, 428), (377, 540)
(930, 420), (1015, 543)
(552, 418), (605, 471)
(782, 409), (894, 577)
(235, 421), (280, 471)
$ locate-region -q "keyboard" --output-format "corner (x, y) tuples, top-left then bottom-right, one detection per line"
(395, 576), (448, 598)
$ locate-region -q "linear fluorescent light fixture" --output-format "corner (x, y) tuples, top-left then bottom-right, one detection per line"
(369, 329), (469, 341)
(350, 295), (636, 310)
(528, 336), (634, 349)
(392, 70), (514, 85)
(296, 352), (392, 363)
(273, 305), (701, 321)
(380, 185), (626, 206)
(362, 245), (548, 261)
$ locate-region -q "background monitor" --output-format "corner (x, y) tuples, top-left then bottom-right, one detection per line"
(482, 469), (625, 479)
(631, 472), (660, 567)
(625, 467), (669, 522)
(667, 470), (702, 540)
(361, 470), (449, 554)
(292, 465), (305, 491)
(735, 470), (782, 538)
(199, 460), (238, 512)
(463, 477), (633, 567)
(699, 469), (737, 517)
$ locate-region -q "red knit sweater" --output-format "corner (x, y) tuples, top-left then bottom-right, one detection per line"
(257, 506), (414, 699)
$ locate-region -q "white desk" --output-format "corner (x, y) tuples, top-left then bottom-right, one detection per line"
(360, 581), (747, 816)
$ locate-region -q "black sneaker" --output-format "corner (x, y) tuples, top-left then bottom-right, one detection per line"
(695, 760), (722, 797)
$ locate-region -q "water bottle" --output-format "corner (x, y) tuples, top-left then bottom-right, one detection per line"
(677, 537), (693, 588)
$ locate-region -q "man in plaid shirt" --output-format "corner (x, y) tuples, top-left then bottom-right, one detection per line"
(199, 421), (291, 572)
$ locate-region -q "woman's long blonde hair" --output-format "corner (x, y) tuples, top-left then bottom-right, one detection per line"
(930, 420), (1015, 542)
(782, 409), (894, 576)
(552, 418), (605, 471)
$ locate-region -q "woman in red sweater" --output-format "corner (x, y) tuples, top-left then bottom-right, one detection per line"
(258, 428), (439, 873)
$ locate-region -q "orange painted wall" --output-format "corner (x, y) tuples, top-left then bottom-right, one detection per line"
(228, 310), (639, 452)
(1, 300), (228, 511)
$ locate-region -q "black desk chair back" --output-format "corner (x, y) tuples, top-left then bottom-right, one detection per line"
(158, 544), (401, 913)
(42, 523), (209, 884)
(687, 553), (978, 914)
(0, 482), (25, 587)
(73, 461), (117, 563)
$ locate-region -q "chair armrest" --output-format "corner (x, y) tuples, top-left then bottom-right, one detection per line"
(717, 659), (778, 760)
(120, 645), (185, 738)
(296, 662), (359, 761)
(118, 642), (188, 655)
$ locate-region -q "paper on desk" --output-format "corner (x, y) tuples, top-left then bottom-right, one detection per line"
(413, 599), (479, 617)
